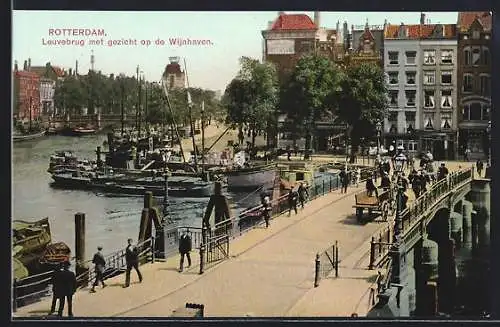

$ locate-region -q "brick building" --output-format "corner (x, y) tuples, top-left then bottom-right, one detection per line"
(163, 57), (186, 90)
(456, 12), (492, 160)
(13, 63), (41, 121)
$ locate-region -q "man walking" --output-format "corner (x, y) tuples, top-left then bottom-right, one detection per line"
(124, 238), (142, 288)
(178, 230), (192, 272)
(339, 169), (348, 193)
(48, 262), (63, 315)
(287, 188), (298, 216)
(90, 246), (106, 293)
(260, 193), (272, 228)
(476, 159), (484, 177)
(437, 162), (449, 181)
(56, 261), (77, 317)
(297, 182), (309, 209)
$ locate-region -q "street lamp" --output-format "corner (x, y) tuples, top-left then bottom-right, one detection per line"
(376, 121), (382, 155)
(487, 120), (491, 165)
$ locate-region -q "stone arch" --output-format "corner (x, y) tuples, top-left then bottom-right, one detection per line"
(427, 207), (450, 244)
(453, 200), (463, 215)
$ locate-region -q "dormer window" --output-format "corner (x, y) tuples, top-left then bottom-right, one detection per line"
(472, 30), (480, 39)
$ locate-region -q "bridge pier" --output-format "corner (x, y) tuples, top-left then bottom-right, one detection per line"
(469, 180), (490, 256)
(449, 212), (463, 249)
(406, 248), (417, 315)
(415, 235), (439, 316)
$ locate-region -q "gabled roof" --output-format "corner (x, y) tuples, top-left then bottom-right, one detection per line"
(384, 24), (456, 39)
(271, 14), (317, 31)
(458, 12), (492, 32)
(14, 70), (40, 78)
(28, 64), (66, 78)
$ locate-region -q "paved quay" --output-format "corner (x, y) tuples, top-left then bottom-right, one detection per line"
(14, 160), (470, 318)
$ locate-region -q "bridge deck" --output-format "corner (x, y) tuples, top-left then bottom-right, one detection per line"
(14, 161), (472, 318)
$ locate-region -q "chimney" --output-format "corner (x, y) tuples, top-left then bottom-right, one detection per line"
(28, 58), (31, 71)
(336, 20), (340, 33)
(420, 13), (426, 25)
(76, 60), (79, 75)
(314, 11), (320, 28)
(14, 60), (18, 71)
(23, 60), (28, 71)
(69, 68), (73, 76)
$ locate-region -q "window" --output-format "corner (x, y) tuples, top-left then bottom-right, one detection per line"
(480, 75), (491, 96)
(389, 90), (398, 106)
(469, 103), (482, 120)
(441, 50), (453, 64)
(464, 48), (472, 65)
(424, 114), (434, 129)
(388, 112), (398, 133)
(441, 113), (452, 129)
(405, 90), (416, 107)
(406, 72), (416, 85)
(482, 46), (490, 65)
(441, 71), (452, 85)
(424, 50), (436, 64)
(424, 90), (435, 108)
(463, 74), (473, 92)
(472, 30), (480, 39)
(472, 47), (481, 65)
(388, 72), (398, 84)
(388, 51), (399, 65)
(482, 104), (490, 120)
(441, 90), (452, 108)
(405, 112), (416, 133)
(406, 51), (416, 65)
(424, 71), (435, 85)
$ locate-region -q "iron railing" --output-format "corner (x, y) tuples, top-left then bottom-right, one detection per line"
(368, 167), (473, 270)
(314, 241), (340, 287)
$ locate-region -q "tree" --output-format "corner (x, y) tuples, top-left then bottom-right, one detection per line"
(223, 56), (278, 151)
(337, 62), (388, 162)
(282, 54), (344, 159)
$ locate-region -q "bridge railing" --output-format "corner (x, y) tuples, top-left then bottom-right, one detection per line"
(314, 241), (340, 287)
(368, 167), (474, 270)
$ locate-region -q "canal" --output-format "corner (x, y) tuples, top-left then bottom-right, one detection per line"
(13, 134), (262, 260)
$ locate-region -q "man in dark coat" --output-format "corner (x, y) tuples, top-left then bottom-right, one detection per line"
(476, 159), (484, 177)
(437, 162), (449, 181)
(49, 262), (64, 315)
(339, 169), (348, 193)
(297, 182), (309, 209)
(287, 188), (298, 216)
(260, 193), (272, 228)
(203, 181), (231, 235)
(380, 172), (391, 190)
(55, 261), (77, 317)
(178, 230), (192, 272)
(90, 246), (106, 293)
(124, 238), (142, 288)
(411, 171), (422, 199)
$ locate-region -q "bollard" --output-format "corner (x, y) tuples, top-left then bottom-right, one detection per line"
(329, 176), (332, 191)
(199, 244), (205, 274)
(75, 213), (89, 287)
(13, 279), (18, 312)
(151, 236), (156, 263)
(335, 241), (339, 277)
(314, 253), (320, 287)
(144, 191), (153, 209)
(322, 180), (325, 195)
(369, 237), (376, 270)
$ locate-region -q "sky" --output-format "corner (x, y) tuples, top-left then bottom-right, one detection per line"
(12, 11), (458, 92)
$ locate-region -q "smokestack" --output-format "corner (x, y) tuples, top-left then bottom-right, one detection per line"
(336, 20), (340, 33)
(420, 13), (426, 25)
(23, 60), (28, 71)
(14, 60), (18, 71)
(76, 60), (79, 75)
(28, 58), (31, 71)
(314, 11), (320, 28)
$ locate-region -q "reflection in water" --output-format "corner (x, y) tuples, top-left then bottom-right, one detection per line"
(12, 135), (256, 260)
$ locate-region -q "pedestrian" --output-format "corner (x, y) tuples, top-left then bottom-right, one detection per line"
(48, 262), (64, 315)
(437, 162), (449, 181)
(476, 159), (484, 177)
(287, 188), (298, 216)
(464, 148), (471, 161)
(380, 172), (391, 190)
(355, 168), (361, 187)
(297, 182), (309, 209)
(372, 170), (378, 183)
(419, 170), (429, 193)
(400, 173), (409, 192)
(123, 238), (143, 288)
(178, 230), (192, 272)
(365, 178), (378, 197)
(410, 170), (421, 199)
(260, 193), (272, 227)
(55, 260), (76, 317)
(90, 246), (106, 293)
(339, 169), (348, 193)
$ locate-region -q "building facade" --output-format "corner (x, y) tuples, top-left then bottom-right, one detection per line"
(456, 12), (492, 160)
(163, 57), (186, 90)
(39, 79), (56, 115)
(384, 17), (458, 160)
(13, 69), (41, 121)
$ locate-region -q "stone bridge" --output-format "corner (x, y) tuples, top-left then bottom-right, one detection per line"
(368, 167), (491, 317)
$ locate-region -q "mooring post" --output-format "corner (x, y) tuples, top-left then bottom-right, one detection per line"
(75, 212), (89, 287)
(335, 240), (339, 277)
(314, 253), (320, 287)
(151, 236), (156, 263)
(369, 236), (375, 270)
(12, 279), (18, 312)
(199, 243), (205, 275)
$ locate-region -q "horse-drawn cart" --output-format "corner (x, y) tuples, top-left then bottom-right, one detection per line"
(352, 187), (393, 223)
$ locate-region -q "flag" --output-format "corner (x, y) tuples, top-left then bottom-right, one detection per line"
(187, 91), (192, 106)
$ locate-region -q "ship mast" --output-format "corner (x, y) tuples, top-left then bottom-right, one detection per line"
(184, 58), (199, 173)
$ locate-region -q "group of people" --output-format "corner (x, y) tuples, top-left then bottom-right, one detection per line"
(286, 182), (309, 216)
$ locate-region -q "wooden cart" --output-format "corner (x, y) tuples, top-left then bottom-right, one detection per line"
(352, 187), (393, 223)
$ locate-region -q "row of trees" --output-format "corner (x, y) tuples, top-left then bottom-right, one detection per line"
(53, 70), (225, 127)
(222, 55), (388, 159)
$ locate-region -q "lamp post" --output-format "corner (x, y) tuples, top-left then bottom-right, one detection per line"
(376, 121), (382, 155)
(487, 120), (491, 166)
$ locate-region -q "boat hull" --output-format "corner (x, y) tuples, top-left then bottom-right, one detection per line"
(13, 131), (46, 142)
(225, 166), (277, 191)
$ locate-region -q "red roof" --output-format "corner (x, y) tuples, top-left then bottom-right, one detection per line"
(384, 24), (456, 39)
(51, 66), (66, 77)
(458, 12), (492, 32)
(165, 63), (182, 74)
(14, 71), (40, 78)
(271, 14), (317, 31)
